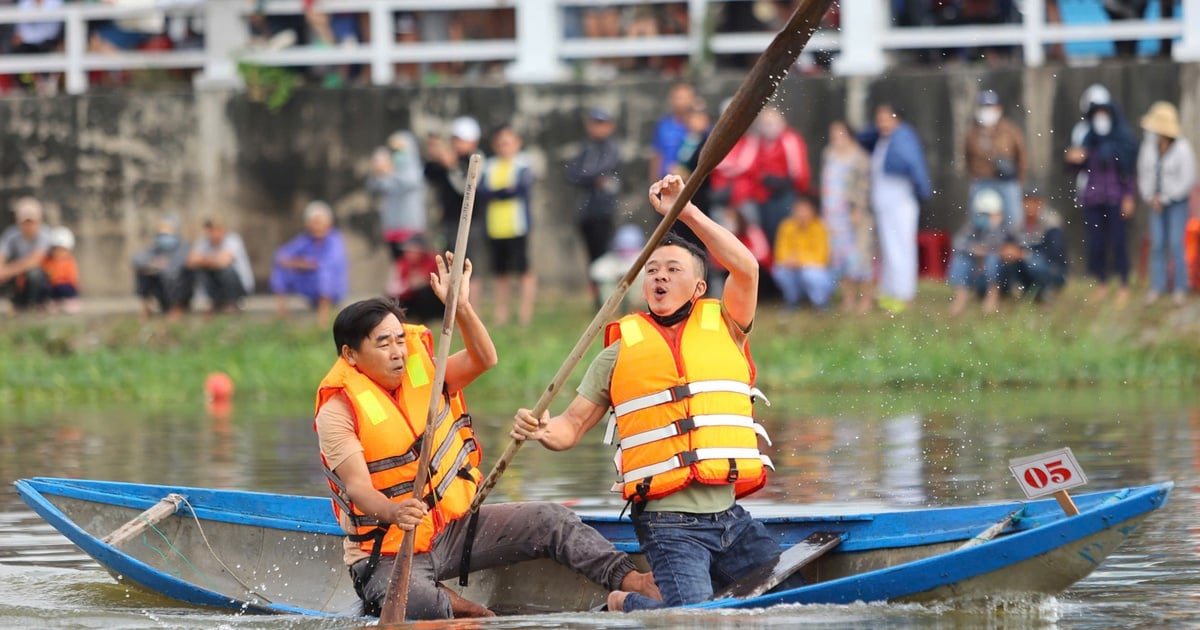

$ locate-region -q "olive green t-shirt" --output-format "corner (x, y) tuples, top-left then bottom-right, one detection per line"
(577, 309), (753, 514)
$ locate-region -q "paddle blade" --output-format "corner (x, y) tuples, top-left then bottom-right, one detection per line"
(716, 531), (843, 599)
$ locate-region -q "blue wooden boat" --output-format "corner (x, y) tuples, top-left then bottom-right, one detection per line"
(14, 477), (1172, 617)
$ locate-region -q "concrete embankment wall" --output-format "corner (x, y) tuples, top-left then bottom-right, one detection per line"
(0, 61), (1193, 297)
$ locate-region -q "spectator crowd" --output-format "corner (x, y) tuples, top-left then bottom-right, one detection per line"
(4, 78), (1195, 324)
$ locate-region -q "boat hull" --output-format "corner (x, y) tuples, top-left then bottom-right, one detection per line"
(15, 477), (1172, 617)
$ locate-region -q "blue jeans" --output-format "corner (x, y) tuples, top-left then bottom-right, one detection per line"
(771, 265), (836, 308)
(1148, 199), (1190, 294)
(947, 251), (1001, 292)
(622, 504), (781, 611)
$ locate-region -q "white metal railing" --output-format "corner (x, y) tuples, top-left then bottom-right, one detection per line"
(0, 0), (1193, 95)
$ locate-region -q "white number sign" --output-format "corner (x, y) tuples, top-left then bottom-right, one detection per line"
(1008, 447), (1088, 499)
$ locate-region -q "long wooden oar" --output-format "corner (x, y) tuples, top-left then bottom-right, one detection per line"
(470, 0), (835, 512)
(378, 153), (482, 625)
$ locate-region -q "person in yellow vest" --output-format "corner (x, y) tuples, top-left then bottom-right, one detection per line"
(479, 125), (537, 326)
(314, 256), (659, 620)
(771, 194), (836, 310)
(512, 174), (778, 612)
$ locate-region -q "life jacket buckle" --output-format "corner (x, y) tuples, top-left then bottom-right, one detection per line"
(678, 450), (699, 467)
(674, 416), (697, 434)
(668, 384), (692, 402)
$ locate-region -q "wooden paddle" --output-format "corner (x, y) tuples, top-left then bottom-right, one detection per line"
(470, 0), (836, 512)
(378, 153), (482, 625)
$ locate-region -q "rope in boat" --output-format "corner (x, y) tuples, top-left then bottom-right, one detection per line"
(134, 497), (273, 604)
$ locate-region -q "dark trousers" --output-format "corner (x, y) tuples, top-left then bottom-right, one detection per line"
(195, 267), (246, 309)
(135, 270), (193, 313)
(349, 502), (636, 620)
(1083, 203), (1129, 285)
(2, 268), (49, 310)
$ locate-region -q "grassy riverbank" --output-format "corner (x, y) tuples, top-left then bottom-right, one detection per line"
(4, 282), (1200, 411)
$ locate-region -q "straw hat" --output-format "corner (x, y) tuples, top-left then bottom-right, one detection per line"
(1141, 101), (1181, 139)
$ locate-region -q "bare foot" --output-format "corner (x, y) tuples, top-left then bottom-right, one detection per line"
(606, 590), (629, 612)
(1114, 286), (1131, 309)
(1089, 284), (1110, 303)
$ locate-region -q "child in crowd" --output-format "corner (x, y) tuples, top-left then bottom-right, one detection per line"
(588, 223), (644, 313)
(43, 226), (80, 314)
(387, 234), (442, 323)
(479, 125), (537, 326)
(948, 188), (1009, 315)
(771, 195), (834, 310)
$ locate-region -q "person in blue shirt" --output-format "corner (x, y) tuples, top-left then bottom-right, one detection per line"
(270, 201), (348, 326)
(649, 83), (696, 181)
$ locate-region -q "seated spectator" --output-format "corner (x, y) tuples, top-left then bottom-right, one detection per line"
(999, 183), (1067, 303)
(771, 195), (834, 310)
(270, 201), (347, 325)
(0, 197), (51, 313)
(89, 0), (164, 53)
(367, 131), (426, 258)
(13, 0), (64, 95)
(132, 215), (191, 319)
(588, 223), (644, 314)
(186, 215), (254, 313)
(42, 226), (79, 314)
(386, 233), (442, 323)
(947, 188), (1008, 315)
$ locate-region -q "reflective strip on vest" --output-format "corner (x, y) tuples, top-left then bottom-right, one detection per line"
(620, 447), (769, 482)
(363, 404), (452, 474)
(612, 380), (753, 417)
(618, 414), (772, 450)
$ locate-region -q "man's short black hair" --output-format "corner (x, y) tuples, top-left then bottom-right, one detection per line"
(656, 233), (708, 278)
(332, 297), (406, 356)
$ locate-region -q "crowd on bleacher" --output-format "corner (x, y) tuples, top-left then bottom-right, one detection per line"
(0, 1), (1179, 94)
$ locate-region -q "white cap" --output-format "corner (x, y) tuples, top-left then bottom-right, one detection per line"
(451, 117), (481, 143)
(1079, 84), (1111, 114)
(48, 226), (75, 250)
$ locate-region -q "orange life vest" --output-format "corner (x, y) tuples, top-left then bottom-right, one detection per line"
(314, 324), (481, 555)
(604, 298), (772, 502)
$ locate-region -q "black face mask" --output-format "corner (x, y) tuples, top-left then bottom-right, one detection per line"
(649, 298), (695, 328)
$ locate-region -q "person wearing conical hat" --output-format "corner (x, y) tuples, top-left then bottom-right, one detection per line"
(1137, 101), (1197, 305)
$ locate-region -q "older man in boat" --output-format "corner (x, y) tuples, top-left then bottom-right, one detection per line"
(314, 279), (659, 619)
(513, 174), (780, 612)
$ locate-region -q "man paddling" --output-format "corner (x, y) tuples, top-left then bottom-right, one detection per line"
(314, 261), (658, 619)
(513, 174), (780, 611)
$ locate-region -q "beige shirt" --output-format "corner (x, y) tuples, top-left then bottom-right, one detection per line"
(314, 394), (371, 565)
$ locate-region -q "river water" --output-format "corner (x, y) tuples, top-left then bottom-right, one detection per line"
(1, 389), (1197, 629)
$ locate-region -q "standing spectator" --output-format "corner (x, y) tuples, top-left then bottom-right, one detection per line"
(947, 189), (1007, 315)
(367, 130), (427, 258)
(186, 216), (254, 313)
(42, 226), (79, 314)
(771, 195), (834, 310)
(859, 103), (932, 313)
(672, 100), (715, 243)
(649, 82), (695, 181)
(424, 116), (481, 253)
(1137, 101), (1196, 305)
(565, 107), (622, 307)
(479, 125), (536, 326)
(821, 120), (873, 313)
(13, 0), (64, 95)
(132, 215), (191, 319)
(1065, 94), (1137, 305)
(998, 183), (1067, 303)
(270, 201), (348, 326)
(386, 234), (442, 323)
(0, 197), (51, 313)
(963, 89), (1026, 230)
